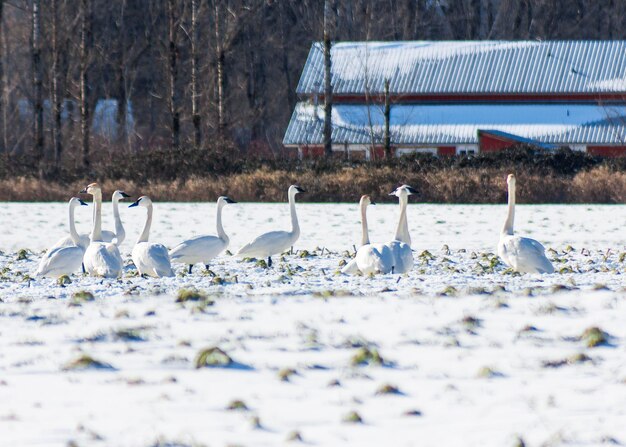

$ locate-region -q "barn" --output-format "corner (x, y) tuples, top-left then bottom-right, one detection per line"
(283, 41), (626, 158)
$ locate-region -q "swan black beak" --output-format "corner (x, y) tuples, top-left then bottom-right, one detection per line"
(78, 199), (88, 206)
(224, 197), (237, 204)
(79, 188), (88, 194)
(406, 186), (418, 195)
(128, 199), (140, 208)
(120, 192), (131, 198)
(295, 186), (306, 193)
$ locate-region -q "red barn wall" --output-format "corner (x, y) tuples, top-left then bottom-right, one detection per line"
(587, 146), (626, 157)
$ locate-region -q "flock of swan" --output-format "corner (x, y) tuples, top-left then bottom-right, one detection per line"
(32, 174), (554, 280)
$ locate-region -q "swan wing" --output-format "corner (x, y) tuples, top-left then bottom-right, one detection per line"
(355, 243), (394, 275)
(169, 235), (226, 263)
(500, 235), (554, 274)
(36, 246), (84, 277)
(386, 241), (413, 274)
(237, 231), (293, 258)
(146, 244), (174, 277)
(341, 258), (360, 275)
(85, 243), (122, 278)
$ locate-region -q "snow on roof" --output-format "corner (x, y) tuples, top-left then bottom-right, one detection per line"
(283, 102), (626, 146)
(297, 41), (626, 95)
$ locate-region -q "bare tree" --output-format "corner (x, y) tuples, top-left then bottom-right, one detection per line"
(32, 0), (44, 162)
(50, 0), (62, 166)
(79, 0), (92, 168)
(191, 0), (201, 147)
(167, 0), (180, 149)
(323, 0), (333, 158)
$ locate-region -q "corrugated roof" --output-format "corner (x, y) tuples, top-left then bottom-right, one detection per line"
(297, 41), (626, 95)
(283, 102), (626, 146)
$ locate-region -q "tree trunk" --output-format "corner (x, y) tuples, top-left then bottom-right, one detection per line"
(32, 0), (44, 163)
(0, 0), (4, 152)
(214, 1), (225, 139)
(191, 0), (201, 147)
(383, 78), (391, 159)
(323, 0), (333, 158)
(115, 0), (127, 147)
(279, 2), (294, 112)
(80, 0), (91, 169)
(168, 0), (180, 149)
(51, 0), (62, 166)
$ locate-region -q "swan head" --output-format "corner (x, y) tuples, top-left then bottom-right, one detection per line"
(288, 185), (306, 197)
(507, 174), (516, 187)
(389, 184), (418, 198)
(69, 197), (88, 208)
(113, 190), (131, 201)
(79, 182), (101, 196)
(359, 195), (375, 206)
(129, 196), (152, 208)
(218, 196), (237, 205)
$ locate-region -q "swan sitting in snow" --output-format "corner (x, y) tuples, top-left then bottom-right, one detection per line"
(36, 197), (88, 278)
(385, 185), (417, 274)
(169, 196), (236, 274)
(341, 195), (394, 275)
(128, 196), (174, 278)
(80, 183), (124, 278)
(498, 174), (554, 274)
(237, 185), (304, 267)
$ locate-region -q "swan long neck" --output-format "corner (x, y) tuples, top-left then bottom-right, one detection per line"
(137, 202), (153, 244)
(502, 182), (515, 236)
(289, 192), (300, 240)
(68, 203), (80, 245)
(112, 196), (126, 245)
(91, 191), (103, 242)
(360, 201), (370, 246)
(216, 202), (228, 241)
(394, 195), (411, 246)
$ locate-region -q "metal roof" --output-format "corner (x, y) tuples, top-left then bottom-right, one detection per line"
(283, 102), (626, 146)
(297, 41), (626, 95)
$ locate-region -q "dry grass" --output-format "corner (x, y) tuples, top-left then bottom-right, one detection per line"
(1, 165), (624, 203)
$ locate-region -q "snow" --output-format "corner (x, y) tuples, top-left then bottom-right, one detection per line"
(1, 202), (625, 446)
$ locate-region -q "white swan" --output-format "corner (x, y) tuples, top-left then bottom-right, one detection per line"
(169, 196), (236, 273)
(36, 197), (88, 278)
(237, 185), (305, 267)
(341, 195), (394, 275)
(101, 190), (130, 246)
(385, 185), (417, 274)
(51, 190), (129, 249)
(80, 183), (124, 278)
(498, 174), (554, 274)
(129, 196), (174, 277)
(49, 197), (90, 251)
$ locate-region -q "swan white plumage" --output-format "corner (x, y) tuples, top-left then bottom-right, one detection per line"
(169, 196), (236, 273)
(385, 185), (417, 274)
(51, 189), (129, 249)
(36, 197), (88, 277)
(236, 185), (305, 267)
(498, 174), (554, 274)
(341, 195), (394, 275)
(81, 183), (124, 278)
(129, 196), (174, 278)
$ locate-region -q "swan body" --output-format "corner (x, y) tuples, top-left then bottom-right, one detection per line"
(36, 197), (88, 277)
(341, 195), (393, 275)
(237, 185), (305, 266)
(81, 183), (124, 278)
(384, 185), (417, 273)
(129, 196), (174, 278)
(497, 174), (554, 274)
(169, 196), (236, 273)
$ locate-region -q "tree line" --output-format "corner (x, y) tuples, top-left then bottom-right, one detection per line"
(0, 0), (624, 173)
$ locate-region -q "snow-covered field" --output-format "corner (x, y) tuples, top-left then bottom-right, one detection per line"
(1, 202), (625, 446)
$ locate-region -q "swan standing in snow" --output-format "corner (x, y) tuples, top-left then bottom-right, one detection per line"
(80, 183), (124, 278)
(498, 174), (554, 274)
(341, 195), (394, 275)
(36, 197), (88, 277)
(169, 196), (236, 273)
(237, 185), (305, 267)
(101, 190), (131, 245)
(128, 196), (174, 277)
(385, 185), (417, 274)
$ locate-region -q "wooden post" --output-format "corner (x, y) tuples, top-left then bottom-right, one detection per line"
(384, 78), (391, 159)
